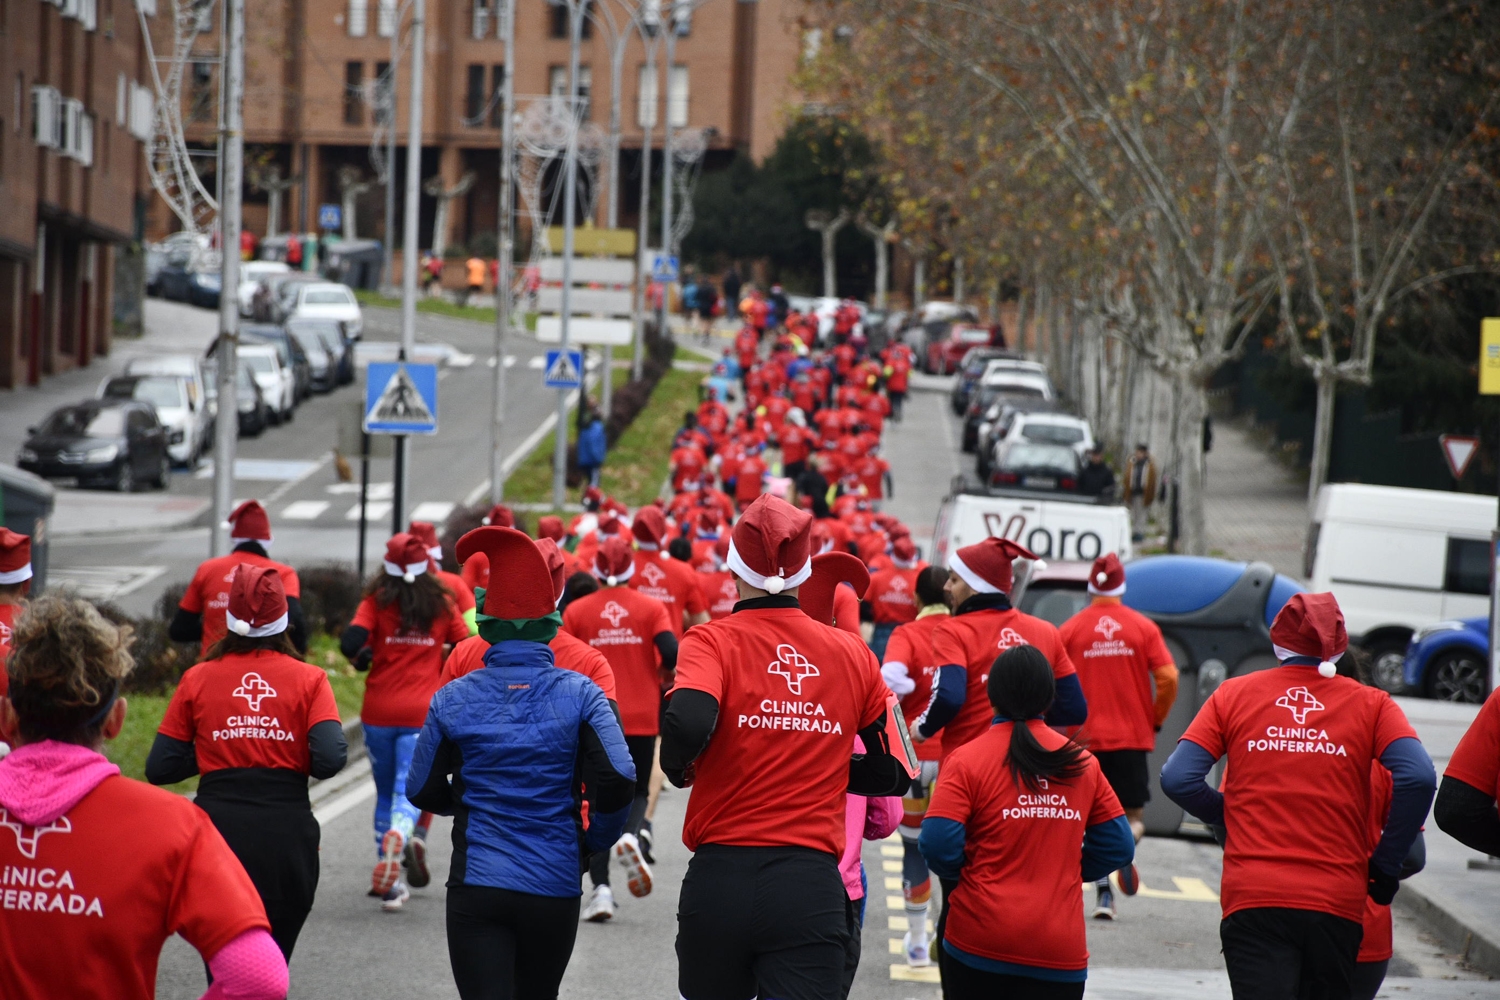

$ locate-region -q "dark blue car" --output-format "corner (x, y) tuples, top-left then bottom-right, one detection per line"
(1403, 616), (1488, 703)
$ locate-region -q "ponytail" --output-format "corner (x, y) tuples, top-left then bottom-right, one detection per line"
(987, 644), (1087, 793)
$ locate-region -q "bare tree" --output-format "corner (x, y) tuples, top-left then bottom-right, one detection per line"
(805, 208), (852, 298)
(423, 171), (477, 260)
(337, 166), (374, 241)
(857, 214), (897, 309)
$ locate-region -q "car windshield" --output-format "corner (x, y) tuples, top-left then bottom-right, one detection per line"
(1019, 584), (1092, 626)
(242, 354), (276, 374)
(41, 406), (124, 438)
(303, 289), (353, 305)
(992, 384), (1047, 400)
(106, 376), (186, 410)
(1022, 423), (1085, 445)
(1002, 442), (1077, 471)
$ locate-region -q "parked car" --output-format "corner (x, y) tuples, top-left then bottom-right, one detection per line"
(950, 347), (1020, 415)
(286, 322), (339, 392)
(288, 318), (353, 385)
(240, 323), (313, 403)
(926, 322), (1006, 375)
(961, 371), (1055, 452)
(203, 357), (273, 437)
(124, 354), (211, 423)
(285, 281), (363, 340)
(238, 260), (290, 317)
(1306, 483), (1494, 694)
(975, 398), (1062, 476)
(220, 343), (294, 423)
(1403, 616), (1487, 703)
(258, 272), (322, 323)
(97, 374), (207, 467)
(989, 441), (1080, 493)
(17, 400), (171, 491)
(144, 244), (169, 296)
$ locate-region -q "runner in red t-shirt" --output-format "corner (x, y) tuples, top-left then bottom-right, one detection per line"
(0, 593), (286, 1000)
(0, 527), (34, 702)
(661, 496), (910, 1000)
(628, 507), (710, 637)
(866, 536), (926, 657)
(696, 537), (740, 621)
(776, 412), (814, 481)
(1435, 685), (1500, 858)
(1058, 553), (1178, 917)
(1161, 592), (1435, 998)
(173, 500), (305, 657)
(732, 447), (768, 511)
(918, 537), (1085, 759)
(341, 532), (470, 909)
(922, 644), (1131, 993)
(151, 565), (345, 952)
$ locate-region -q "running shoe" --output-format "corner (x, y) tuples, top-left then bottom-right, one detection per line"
(381, 880), (410, 912)
(1092, 884), (1116, 920)
(404, 835), (431, 889)
(903, 931), (931, 968)
(613, 832), (654, 898)
(639, 821), (656, 864)
(1116, 864), (1140, 897)
(372, 828), (405, 897)
(583, 884), (616, 922)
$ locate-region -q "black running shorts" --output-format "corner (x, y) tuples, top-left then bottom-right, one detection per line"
(1093, 749), (1151, 809)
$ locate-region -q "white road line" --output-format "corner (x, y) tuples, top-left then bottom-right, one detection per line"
(410, 501), (454, 523)
(346, 501), (392, 521)
(47, 565), (168, 600)
(527, 356), (545, 369)
(265, 451), (336, 505)
(280, 500), (331, 520)
(485, 355), (520, 368)
(314, 776), (376, 827)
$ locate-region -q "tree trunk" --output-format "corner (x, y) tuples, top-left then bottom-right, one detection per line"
(913, 256), (926, 309)
(1174, 371), (1208, 555)
(267, 188), (282, 240)
(1307, 368), (1337, 507)
(1014, 286), (1028, 353)
(953, 256), (965, 302)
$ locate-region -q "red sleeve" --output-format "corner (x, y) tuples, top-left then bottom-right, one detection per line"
(157, 669), (199, 742)
(588, 652), (618, 702)
(178, 566), (207, 614)
(279, 566), (301, 600)
(932, 620), (968, 668)
(306, 672), (342, 728)
(351, 597), (378, 631)
(1087, 759), (1126, 825)
(168, 812), (271, 958)
(654, 600), (674, 642)
(444, 609), (471, 645)
(883, 626), (914, 667)
(1446, 691), (1500, 796)
(451, 580), (476, 613)
(925, 754), (974, 824)
(1181, 688), (1227, 758)
(1145, 624), (1175, 668)
(671, 630), (724, 699)
(1369, 689), (1419, 758)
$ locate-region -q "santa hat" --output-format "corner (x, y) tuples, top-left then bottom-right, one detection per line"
(581, 486), (604, 512)
(713, 534), (732, 570)
(456, 527), (558, 622)
(696, 509), (722, 538)
(593, 537), (636, 586)
(1087, 553), (1126, 597)
(811, 522), (835, 556)
(408, 520), (443, 564)
(0, 528), (33, 586)
(800, 552), (869, 627)
(534, 538), (569, 605)
(383, 533), (431, 583)
(228, 500), (272, 548)
(482, 504), (515, 529)
(1271, 592), (1348, 678)
(728, 495), (813, 595)
(536, 515), (565, 542)
(950, 537), (1044, 595)
(224, 564), (288, 637)
(892, 536), (919, 570)
(632, 506), (669, 550)
(598, 511), (623, 537)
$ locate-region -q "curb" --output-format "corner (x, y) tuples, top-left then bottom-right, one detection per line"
(1393, 880), (1500, 977)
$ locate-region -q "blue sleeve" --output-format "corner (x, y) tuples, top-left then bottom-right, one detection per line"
(578, 681), (637, 855)
(1081, 815), (1135, 882)
(918, 816), (967, 881)
(917, 664), (967, 739)
(1159, 739), (1224, 826)
(1372, 737), (1437, 877)
(1046, 673), (1087, 727)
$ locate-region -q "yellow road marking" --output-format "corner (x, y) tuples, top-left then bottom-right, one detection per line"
(889, 938), (905, 954)
(884, 876), (903, 890)
(1134, 876), (1220, 902)
(887, 915), (909, 931)
(891, 965), (941, 983)
(886, 895), (904, 910)
(880, 845), (903, 858)
(882, 860), (902, 873)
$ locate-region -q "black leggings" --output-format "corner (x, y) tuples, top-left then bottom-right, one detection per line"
(589, 735), (655, 887)
(446, 884), (581, 1000)
(942, 955), (1085, 999)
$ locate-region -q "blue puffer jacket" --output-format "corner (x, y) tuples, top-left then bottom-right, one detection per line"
(407, 639), (636, 897)
(577, 419), (607, 468)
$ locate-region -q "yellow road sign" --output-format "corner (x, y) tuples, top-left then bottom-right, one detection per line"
(544, 227), (638, 257)
(1481, 317), (1500, 395)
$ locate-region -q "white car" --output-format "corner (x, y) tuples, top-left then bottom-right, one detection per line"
(236, 344), (295, 423)
(97, 373), (206, 466)
(238, 260), (290, 317)
(1005, 412), (1094, 456)
(287, 282), (363, 340)
(980, 357), (1050, 380)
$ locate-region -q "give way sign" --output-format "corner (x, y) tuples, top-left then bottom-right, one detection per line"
(1440, 435), (1479, 480)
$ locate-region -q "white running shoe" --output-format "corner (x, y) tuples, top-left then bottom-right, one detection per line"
(583, 883), (616, 922)
(1092, 884), (1116, 920)
(381, 880), (410, 912)
(372, 828), (405, 896)
(904, 931), (931, 967)
(613, 832), (654, 898)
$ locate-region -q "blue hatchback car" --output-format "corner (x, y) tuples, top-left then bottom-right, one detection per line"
(1404, 616), (1488, 703)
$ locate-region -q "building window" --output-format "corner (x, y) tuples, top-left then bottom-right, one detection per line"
(472, 0), (492, 40)
(348, 0), (367, 36)
(376, 0), (396, 38)
(189, 61), (213, 123)
(374, 60), (392, 123)
(465, 64), (485, 125)
(116, 72), (127, 126)
(31, 85), (60, 148)
(636, 63), (657, 129)
(490, 65), (506, 127)
(668, 64), (687, 128)
(549, 64), (591, 120)
(344, 62), (364, 125)
(671, 1), (690, 36)
(547, 1), (591, 40)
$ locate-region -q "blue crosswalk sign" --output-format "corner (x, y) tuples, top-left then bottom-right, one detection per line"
(318, 203), (342, 230)
(544, 350), (584, 390)
(651, 254), (679, 282)
(364, 361), (438, 434)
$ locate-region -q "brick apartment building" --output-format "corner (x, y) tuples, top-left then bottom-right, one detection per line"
(148, 0), (810, 251)
(0, 0), (156, 390)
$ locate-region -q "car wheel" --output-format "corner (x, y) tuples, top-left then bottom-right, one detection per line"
(114, 460), (135, 493)
(283, 404), (295, 423)
(152, 453), (170, 490)
(1367, 642), (1409, 694)
(1425, 650), (1488, 704)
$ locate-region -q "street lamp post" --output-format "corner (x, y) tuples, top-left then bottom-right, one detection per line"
(632, 16), (658, 381)
(210, 0), (245, 557)
(394, 0), (425, 534)
(551, 0), (586, 509)
(490, 0), (518, 503)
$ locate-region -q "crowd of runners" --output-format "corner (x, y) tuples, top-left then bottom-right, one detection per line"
(2, 310), (1499, 1000)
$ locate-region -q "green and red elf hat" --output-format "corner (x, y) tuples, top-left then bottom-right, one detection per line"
(800, 551), (869, 627)
(457, 526), (561, 644)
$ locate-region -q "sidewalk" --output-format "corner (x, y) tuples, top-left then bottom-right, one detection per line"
(1204, 418), (1308, 579)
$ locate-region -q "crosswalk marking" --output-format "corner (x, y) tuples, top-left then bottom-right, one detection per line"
(880, 845), (902, 858)
(885, 895), (904, 910)
(409, 501), (455, 524)
(884, 876), (903, 890)
(890, 965), (940, 983)
(888, 939), (905, 955)
(882, 860), (902, 873)
(346, 501), (392, 521)
(886, 915), (908, 931)
(281, 501), (330, 520)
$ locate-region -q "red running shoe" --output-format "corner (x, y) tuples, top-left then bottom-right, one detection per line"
(372, 828), (405, 896)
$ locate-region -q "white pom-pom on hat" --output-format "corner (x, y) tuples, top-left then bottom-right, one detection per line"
(1033, 559), (1049, 573)
(404, 571), (416, 583)
(606, 575), (617, 587)
(765, 576), (786, 595)
(1318, 660), (1337, 678)
(1096, 571), (1107, 585)
(231, 618), (251, 636)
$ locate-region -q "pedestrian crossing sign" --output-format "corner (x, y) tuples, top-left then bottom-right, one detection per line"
(364, 361), (438, 435)
(544, 349), (584, 390)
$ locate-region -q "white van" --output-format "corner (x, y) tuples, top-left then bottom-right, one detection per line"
(1307, 483), (1495, 691)
(933, 489), (1133, 567)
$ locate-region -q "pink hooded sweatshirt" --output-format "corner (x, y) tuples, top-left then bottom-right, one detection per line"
(840, 737), (904, 900)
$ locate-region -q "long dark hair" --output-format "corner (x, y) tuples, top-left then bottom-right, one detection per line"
(363, 572), (453, 633)
(987, 645), (1087, 792)
(204, 630), (299, 662)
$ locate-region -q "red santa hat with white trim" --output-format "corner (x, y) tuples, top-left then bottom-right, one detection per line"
(408, 520), (443, 565)
(228, 500), (272, 549)
(593, 536), (635, 587)
(0, 528), (32, 587)
(728, 495), (813, 595)
(1087, 553), (1126, 597)
(632, 506), (670, 551)
(892, 536), (920, 570)
(536, 515), (566, 542)
(225, 564), (289, 637)
(383, 533), (431, 584)
(1270, 591), (1348, 678)
(949, 536), (1044, 596)
(534, 538), (569, 606)
(482, 504), (515, 528)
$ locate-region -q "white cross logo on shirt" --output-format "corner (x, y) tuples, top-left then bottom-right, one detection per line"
(641, 562), (667, 587)
(1276, 686), (1326, 725)
(601, 601), (630, 628)
(233, 672), (278, 712)
(0, 809), (71, 860)
(768, 644), (820, 695)
(1094, 616), (1123, 641)
(997, 627), (1029, 650)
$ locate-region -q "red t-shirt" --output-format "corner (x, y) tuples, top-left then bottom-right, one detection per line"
(440, 632), (617, 702)
(671, 447), (708, 491)
(734, 455), (768, 504)
(563, 588), (673, 736)
(927, 722), (1123, 971)
(434, 568), (477, 617)
(831, 583), (862, 635)
(698, 570), (739, 621)
(0, 775), (269, 1000)
(777, 425), (812, 466)
(0, 603), (15, 697)
(867, 566), (922, 625)
(763, 396), (792, 431)
(1181, 666), (1418, 921)
(1059, 603), (1175, 752)
(852, 456), (890, 499)
(158, 650), (341, 773)
(628, 551), (709, 639)
(930, 608), (1077, 760)
(883, 613), (948, 762)
(179, 552), (302, 657)
(670, 606), (890, 855)
(1445, 687), (1500, 798)
(1359, 761), (1395, 963)
(350, 596), (470, 728)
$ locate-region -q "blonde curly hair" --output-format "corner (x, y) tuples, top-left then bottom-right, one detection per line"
(7, 594), (136, 743)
